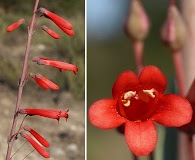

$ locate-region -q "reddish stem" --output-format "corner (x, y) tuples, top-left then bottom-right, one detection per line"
(170, 0), (175, 5)
(133, 154), (138, 160)
(192, 135), (195, 160)
(5, 0), (39, 159)
(133, 41), (144, 74)
(172, 51), (185, 96)
(149, 152), (154, 160)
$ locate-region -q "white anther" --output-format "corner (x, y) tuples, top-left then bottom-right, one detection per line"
(122, 100), (131, 107)
(142, 88), (156, 98)
(124, 91), (136, 99)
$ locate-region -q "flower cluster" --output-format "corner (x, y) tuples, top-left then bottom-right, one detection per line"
(89, 66), (192, 156)
(6, 4), (77, 159)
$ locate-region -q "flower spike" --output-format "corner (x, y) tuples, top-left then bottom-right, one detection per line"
(19, 108), (69, 122)
(20, 132), (50, 158)
(41, 25), (60, 39)
(23, 126), (50, 148)
(6, 19), (25, 32)
(30, 73), (59, 90)
(32, 57), (78, 74)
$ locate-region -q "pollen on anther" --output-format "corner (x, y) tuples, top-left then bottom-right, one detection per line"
(122, 99), (131, 107)
(142, 88), (156, 98)
(124, 91), (136, 99)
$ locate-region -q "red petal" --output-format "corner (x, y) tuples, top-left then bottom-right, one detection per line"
(24, 126), (50, 148)
(153, 94), (192, 127)
(112, 71), (139, 99)
(34, 77), (50, 89)
(47, 61), (78, 74)
(139, 66), (167, 93)
(88, 99), (126, 129)
(39, 76), (59, 90)
(125, 120), (157, 156)
(56, 24), (74, 36)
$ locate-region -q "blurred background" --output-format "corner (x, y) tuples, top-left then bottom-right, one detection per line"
(0, 0), (85, 159)
(87, 0), (179, 160)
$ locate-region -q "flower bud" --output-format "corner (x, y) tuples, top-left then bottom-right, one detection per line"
(24, 126), (50, 148)
(124, 0), (150, 42)
(42, 25), (60, 39)
(20, 132), (50, 158)
(6, 19), (25, 32)
(30, 73), (59, 90)
(160, 5), (186, 52)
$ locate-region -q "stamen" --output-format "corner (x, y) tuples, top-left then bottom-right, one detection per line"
(142, 88), (156, 98)
(124, 91), (136, 99)
(122, 100), (131, 107)
(122, 91), (136, 107)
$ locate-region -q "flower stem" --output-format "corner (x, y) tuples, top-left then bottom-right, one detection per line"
(133, 154), (138, 160)
(5, 0), (39, 159)
(170, 0), (175, 5)
(149, 151), (154, 160)
(172, 51), (185, 96)
(133, 41), (144, 74)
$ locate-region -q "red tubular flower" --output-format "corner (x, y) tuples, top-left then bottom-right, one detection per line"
(19, 108), (69, 122)
(24, 126), (50, 148)
(32, 56), (78, 74)
(41, 25), (60, 39)
(20, 132), (50, 158)
(6, 19), (25, 32)
(38, 7), (74, 36)
(88, 65), (192, 156)
(30, 73), (59, 90)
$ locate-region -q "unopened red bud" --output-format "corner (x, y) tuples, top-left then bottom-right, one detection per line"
(160, 5), (186, 52)
(24, 126), (50, 148)
(38, 7), (73, 31)
(124, 0), (150, 42)
(20, 132), (50, 158)
(30, 73), (59, 90)
(6, 19), (25, 32)
(42, 25), (60, 39)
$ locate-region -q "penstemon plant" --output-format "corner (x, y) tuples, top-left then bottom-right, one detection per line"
(88, 0), (195, 160)
(5, 0), (78, 159)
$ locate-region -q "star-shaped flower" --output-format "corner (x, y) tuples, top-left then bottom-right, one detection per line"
(88, 65), (192, 156)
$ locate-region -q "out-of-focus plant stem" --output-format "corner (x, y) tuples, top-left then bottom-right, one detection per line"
(133, 41), (144, 74)
(5, 0), (39, 159)
(179, 0), (195, 160)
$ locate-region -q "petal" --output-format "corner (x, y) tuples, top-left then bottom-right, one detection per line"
(34, 77), (50, 89)
(153, 94), (192, 127)
(40, 76), (59, 90)
(112, 71), (139, 99)
(88, 98), (126, 129)
(139, 66), (167, 93)
(125, 120), (157, 156)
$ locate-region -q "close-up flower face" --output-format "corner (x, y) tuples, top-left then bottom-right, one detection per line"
(89, 65), (192, 156)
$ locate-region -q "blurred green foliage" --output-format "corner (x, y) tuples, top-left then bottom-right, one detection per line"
(0, 0), (84, 15)
(0, 0), (85, 99)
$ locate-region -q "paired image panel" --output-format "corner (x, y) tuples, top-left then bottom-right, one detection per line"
(0, 0), (194, 160)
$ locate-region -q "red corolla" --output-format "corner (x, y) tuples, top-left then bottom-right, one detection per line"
(89, 65), (192, 156)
